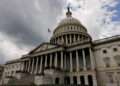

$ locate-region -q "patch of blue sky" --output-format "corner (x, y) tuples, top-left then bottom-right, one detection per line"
(111, 2), (120, 21)
(102, 1), (120, 22)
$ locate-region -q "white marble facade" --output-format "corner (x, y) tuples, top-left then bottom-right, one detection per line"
(1, 8), (120, 86)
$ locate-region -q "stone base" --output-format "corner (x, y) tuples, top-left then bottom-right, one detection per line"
(16, 70), (29, 79)
(44, 68), (65, 85)
(44, 68), (63, 75)
(44, 68), (56, 75)
(34, 74), (53, 85)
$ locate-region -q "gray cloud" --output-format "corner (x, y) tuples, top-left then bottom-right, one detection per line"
(0, 0), (64, 64)
(0, 52), (6, 64)
(0, 16), (42, 46)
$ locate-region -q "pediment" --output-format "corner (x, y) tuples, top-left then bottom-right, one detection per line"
(29, 43), (57, 54)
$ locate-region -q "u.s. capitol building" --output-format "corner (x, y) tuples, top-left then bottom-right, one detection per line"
(1, 8), (120, 86)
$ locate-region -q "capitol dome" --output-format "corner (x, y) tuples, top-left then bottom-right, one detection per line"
(50, 7), (91, 45)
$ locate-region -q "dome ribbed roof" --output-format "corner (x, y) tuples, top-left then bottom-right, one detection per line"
(58, 17), (81, 27)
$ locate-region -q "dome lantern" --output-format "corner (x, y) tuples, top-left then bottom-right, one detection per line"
(66, 6), (72, 17)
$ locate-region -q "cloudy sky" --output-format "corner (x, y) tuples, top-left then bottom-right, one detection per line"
(0, 0), (120, 64)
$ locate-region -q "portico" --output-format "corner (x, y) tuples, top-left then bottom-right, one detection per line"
(19, 45), (96, 85)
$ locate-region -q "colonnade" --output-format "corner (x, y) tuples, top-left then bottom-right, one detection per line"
(20, 48), (94, 74)
(51, 34), (89, 44)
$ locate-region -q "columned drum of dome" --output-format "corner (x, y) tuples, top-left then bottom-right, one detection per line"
(50, 7), (91, 45)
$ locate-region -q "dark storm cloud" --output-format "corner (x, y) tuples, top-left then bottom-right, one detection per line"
(0, 0), (64, 64)
(0, 0), (64, 45)
(0, 15), (43, 46)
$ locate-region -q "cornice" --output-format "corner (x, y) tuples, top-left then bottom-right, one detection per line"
(22, 47), (65, 59)
(93, 35), (120, 46)
(5, 59), (21, 65)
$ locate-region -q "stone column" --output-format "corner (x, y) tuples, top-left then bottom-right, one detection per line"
(70, 76), (73, 84)
(24, 61), (26, 72)
(93, 74), (97, 86)
(73, 34), (76, 42)
(25, 61), (28, 72)
(85, 75), (88, 86)
(39, 56), (43, 73)
(31, 58), (34, 74)
(55, 52), (58, 68)
(50, 54), (53, 67)
(78, 35), (80, 41)
(45, 55), (47, 68)
(77, 76), (81, 85)
(65, 35), (68, 44)
(19, 62), (22, 71)
(76, 50), (79, 72)
(82, 49), (86, 70)
(64, 53), (66, 70)
(35, 57), (39, 74)
(27, 59), (31, 72)
(26, 60), (29, 72)
(58, 37), (60, 43)
(21, 61), (24, 72)
(89, 48), (95, 70)
(62, 36), (64, 44)
(61, 51), (64, 69)
(70, 51), (73, 72)
(70, 34), (72, 44)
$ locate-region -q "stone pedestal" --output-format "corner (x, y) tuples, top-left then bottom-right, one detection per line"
(15, 70), (34, 85)
(16, 71), (29, 79)
(44, 68), (65, 84)
(34, 74), (53, 85)
(34, 68), (65, 85)
(44, 68), (56, 75)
